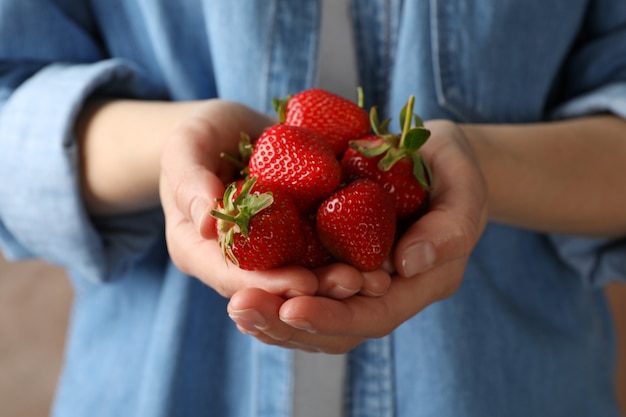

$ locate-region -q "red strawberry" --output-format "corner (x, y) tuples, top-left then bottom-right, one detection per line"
(341, 95), (431, 220)
(342, 135), (429, 219)
(274, 88), (371, 156)
(316, 179), (396, 272)
(248, 124), (341, 212)
(210, 177), (306, 270)
(296, 214), (335, 269)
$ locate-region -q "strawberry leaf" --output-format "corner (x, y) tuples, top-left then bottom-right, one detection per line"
(224, 229), (238, 266)
(272, 96), (292, 123)
(413, 114), (425, 128)
(369, 106), (392, 136)
(223, 182), (239, 212)
(350, 136), (391, 157)
(402, 127), (431, 152)
(369, 106), (384, 136)
(379, 117), (391, 133)
(378, 148), (407, 172)
(210, 177), (274, 254)
(411, 153), (431, 191)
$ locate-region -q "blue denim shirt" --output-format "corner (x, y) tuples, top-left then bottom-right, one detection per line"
(1, 1), (626, 416)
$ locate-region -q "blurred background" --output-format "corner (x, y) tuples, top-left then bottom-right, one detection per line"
(0, 252), (624, 417)
(0, 254), (72, 417)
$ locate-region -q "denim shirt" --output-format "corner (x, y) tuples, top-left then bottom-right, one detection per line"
(1, 1), (626, 416)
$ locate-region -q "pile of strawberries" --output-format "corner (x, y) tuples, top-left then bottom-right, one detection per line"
(210, 88), (432, 272)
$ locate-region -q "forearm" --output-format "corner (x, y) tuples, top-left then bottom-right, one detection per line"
(75, 99), (198, 216)
(463, 115), (626, 236)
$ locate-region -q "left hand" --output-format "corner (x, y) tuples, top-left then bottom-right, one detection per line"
(227, 120), (489, 353)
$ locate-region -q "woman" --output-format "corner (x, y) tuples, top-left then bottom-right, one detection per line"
(1, 1), (625, 416)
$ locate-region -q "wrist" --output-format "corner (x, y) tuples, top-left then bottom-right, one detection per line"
(77, 99), (199, 215)
(460, 124), (495, 219)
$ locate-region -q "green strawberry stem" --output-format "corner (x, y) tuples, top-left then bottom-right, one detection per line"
(357, 86), (364, 108)
(272, 96), (291, 123)
(210, 177), (274, 265)
(219, 132), (254, 176)
(397, 95), (430, 152)
(219, 152), (247, 172)
(352, 95), (433, 191)
(398, 95), (415, 149)
(238, 132), (254, 163)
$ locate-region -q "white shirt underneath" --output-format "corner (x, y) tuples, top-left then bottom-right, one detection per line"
(292, 0), (358, 416)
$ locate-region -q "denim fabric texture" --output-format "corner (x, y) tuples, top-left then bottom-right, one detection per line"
(1, 1), (626, 416)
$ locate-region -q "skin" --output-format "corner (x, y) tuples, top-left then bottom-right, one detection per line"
(76, 98), (626, 353)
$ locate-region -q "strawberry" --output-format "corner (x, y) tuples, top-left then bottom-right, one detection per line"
(316, 179), (396, 272)
(296, 214), (335, 269)
(342, 135), (429, 220)
(341, 95), (431, 220)
(274, 88), (371, 156)
(248, 124), (341, 212)
(210, 177), (306, 270)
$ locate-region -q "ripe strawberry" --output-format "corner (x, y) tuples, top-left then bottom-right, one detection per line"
(342, 135), (429, 219)
(210, 177), (306, 270)
(341, 95), (431, 220)
(316, 179), (396, 272)
(248, 124), (341, 212)
(274, 88), (371, 156)
(296, 214), (335, 269)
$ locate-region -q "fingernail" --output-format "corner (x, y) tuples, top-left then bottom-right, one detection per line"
(328, 284), (356, 299)
(191, 197), (209, 231)
(235, 323), (260, 336)
(380, 258), (396, 274)
(402, 241), (436, 277)
(229, 308), (266, 329)
(284, 289), (307, 299)
(360, 271), (389, 296)
(281, 317), (315, 332)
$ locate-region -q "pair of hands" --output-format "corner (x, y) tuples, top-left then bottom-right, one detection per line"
(160, 100), (488, 354)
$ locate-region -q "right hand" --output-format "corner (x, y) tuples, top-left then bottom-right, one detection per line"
(227, 119), (488, 353)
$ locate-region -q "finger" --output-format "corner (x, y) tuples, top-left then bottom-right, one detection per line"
(228, 289), (364, 353)
(160, 125), (229, 240)
(236, 324), (322, 353)
(314, 263), (363, 299)
(228, 290), (319, 351)
(313, 264), (390, 299)
(160, 100), (275, 238)
(162, 210), (319, 298)
(395, 124), (488, 278)
(234, 322), (363, 354)
(279, 256), (467, 338)
(358, 269), (391, 297)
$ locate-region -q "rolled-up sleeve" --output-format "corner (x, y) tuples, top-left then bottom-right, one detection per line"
(548, 0), (626, 287)
(0, 2), (164, 283)
(551, 0), (626, 119)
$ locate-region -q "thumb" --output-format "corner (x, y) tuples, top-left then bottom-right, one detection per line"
(159, 126), (228, 239)
(394, 121), (488, 278)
